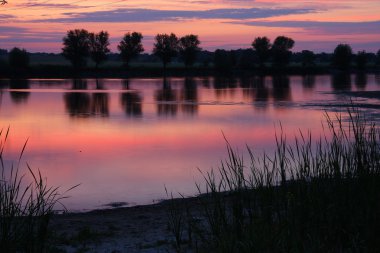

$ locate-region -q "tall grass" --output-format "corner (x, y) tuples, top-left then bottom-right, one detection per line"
(0, 128), (76, 253)
(168, 107), (380, 252)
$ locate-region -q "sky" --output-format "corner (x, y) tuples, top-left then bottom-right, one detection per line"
(0, 0), (379, 53)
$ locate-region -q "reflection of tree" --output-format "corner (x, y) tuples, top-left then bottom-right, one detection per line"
(239, 76), (253, 100)
(91, 93), (109, 117)
(9, 79), (30, 104)
(71, 79), (88, 90)
(0, 79), (8, 107)
(64, 92), (91, 117)
(180, 77), (198, 115)
(64, 79), (90, 117)
(332, 73), (351, 91)
(95, 79), (104, 90)
(253, 76), (269, 103)
(272, 75), (291, 102)
(202, 77), (211, 88)
(213, 76), (237, 99)
(0, 79), (9, 90)
(155, 78), (178, 117)
(302, 75), (316, 92)
(121, 92), (142, 117)
(65, 79), (110, 118)
(122, 79), (130, 90)
(355, 73), (367, 90)
(91, 79), (109, 117)
(375, 74), (380, 86)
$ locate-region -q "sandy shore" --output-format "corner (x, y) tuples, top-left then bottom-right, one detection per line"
(49, 198), (201, 253)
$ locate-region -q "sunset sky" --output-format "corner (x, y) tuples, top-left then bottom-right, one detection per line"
(1, 0), (379, 53)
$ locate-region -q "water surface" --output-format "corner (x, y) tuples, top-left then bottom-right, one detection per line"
(0, 74), (379, 211)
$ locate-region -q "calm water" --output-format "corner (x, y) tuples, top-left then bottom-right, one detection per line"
(0, 74), (379, 211)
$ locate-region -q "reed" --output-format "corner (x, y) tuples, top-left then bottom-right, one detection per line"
(168, 107), (380, 252)
(0, 128), (77, 253)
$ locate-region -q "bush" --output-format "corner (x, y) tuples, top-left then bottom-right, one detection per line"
(8, 47), (29, 70)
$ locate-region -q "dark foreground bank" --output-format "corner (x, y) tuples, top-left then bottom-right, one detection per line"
(2, 105), (380, 253)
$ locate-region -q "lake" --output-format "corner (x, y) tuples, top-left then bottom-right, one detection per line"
(0, 74), (379, 211)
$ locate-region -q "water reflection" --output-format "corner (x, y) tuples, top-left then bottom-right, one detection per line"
(201, 77), (211, 88)
(91, 93), (109, 117)
(155, 78), (178, 117)
(253, 76), (269, 104)
(122, 79), (130, 90)
(355, 73), (367, 90)
(272, 75), (291, 102)
(0, 79), (9, 89)
(180, 77), (198, 115)
(1, 75), (379, 210)
(302, 75), (316, 92)
(10, 79), (30, 104)
(64, 79), (90, 118)
(71, 78), (87, 90)
(375, 74), (380, 86)
(239, 75), (254, 100)
(64, 92), (91, 117)
(332, 73), (351, 91)
(213, 76), (238, 99)
(95, 79), (104, 90)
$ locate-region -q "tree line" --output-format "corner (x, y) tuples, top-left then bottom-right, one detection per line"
(1, 29), (380, 73)
(61, 29), (201, 71)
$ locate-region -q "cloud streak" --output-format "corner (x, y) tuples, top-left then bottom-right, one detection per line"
(230, 20), (380, 34)
(32, 7), (316, 23)
(19, 3), (91, 9)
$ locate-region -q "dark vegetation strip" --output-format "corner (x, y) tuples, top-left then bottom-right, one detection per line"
(166, 107), (380, 252)
(0, 30), (379, 78)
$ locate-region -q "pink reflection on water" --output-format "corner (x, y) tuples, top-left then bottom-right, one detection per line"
(0, 75), (378, 211)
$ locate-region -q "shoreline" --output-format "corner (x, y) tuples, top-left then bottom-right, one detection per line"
(49, 196), (200, 253)
(1, 65), (379, 79)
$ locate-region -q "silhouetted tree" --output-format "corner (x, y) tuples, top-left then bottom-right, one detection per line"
(301, 50), (315, 67)
(62, 29), (90, 69)
(8, 47), (29, 70)
(214, 49), (235, 72)
(89, 31), (110, 69)
(238, 49), (255, 69)
(179, 34), (201, 68)
(118, 32), (144, 68)
(271, 36), (295, 67)
(377, 50), (380, 65)
(153, 33), (179, 71)
(252, 36), (271, 67)
(332, 44), (352, 70)
(355, 51), (368, 70)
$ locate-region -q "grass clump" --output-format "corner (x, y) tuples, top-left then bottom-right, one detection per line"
(168, 107), (380, 252)
(0, 128), (76, 253)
